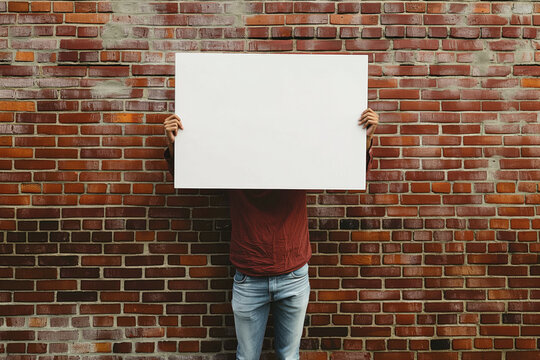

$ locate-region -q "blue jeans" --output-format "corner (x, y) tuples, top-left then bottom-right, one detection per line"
(231, 263), (310, 360)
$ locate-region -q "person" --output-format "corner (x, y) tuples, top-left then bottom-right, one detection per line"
(163, 109), (378, 360)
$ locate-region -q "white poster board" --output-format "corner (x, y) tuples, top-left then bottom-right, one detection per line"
(174, 52), (368, 190)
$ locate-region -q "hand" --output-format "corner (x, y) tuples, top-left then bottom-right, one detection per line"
(358, 108), (378, 149)
(164, 114), (183, 143)
(164, 114), (183, 155)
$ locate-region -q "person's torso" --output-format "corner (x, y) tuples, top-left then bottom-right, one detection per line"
(228, 189), (311, 276)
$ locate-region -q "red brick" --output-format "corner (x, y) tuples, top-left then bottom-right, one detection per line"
(352, 27), (376, 39)
(394, 39), (439, 50)
(294, 2), (335, 13)
(8, 1), (30, 12)
(248, 40), (293, 52)
(65, 13), (109, 24)
(285, 14), (328, 25)
(381, 14), (422, 25)
(443, 39), (484, 51)
(373, 353), (413, 360)
(297, 40), (342, 51)
(338, 3), (360, 14)
(360, 3), (380, 14)
(132, 65), (174, 76)
(316, 27), (337, 38)
(330, 14), (374, 25)
(400, 101), (440, 111)
(384, 65), (428, 76)
(245, 15), (285, 26)
(346, 39), (389, 51)
(430, 65), (471, 76)
(350, 327), (392, 339)
(384, 3), (404, 13)
(167, 327), (206, 338)
(506, 352), (540, 360)
(468, 15), (508, 26)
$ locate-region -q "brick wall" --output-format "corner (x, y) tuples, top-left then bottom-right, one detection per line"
(1, 0), (540, 359)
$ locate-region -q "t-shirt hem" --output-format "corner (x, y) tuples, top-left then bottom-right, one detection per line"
(232, 254), (311, 277)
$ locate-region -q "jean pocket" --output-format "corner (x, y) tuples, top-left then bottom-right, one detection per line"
(290, 263), (308, 279)
(233, 270), (248, 284)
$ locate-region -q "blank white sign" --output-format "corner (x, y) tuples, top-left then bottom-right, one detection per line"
(174, 52), (368, 190)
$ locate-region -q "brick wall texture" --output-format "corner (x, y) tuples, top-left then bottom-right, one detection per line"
(1, 0), (540, 359)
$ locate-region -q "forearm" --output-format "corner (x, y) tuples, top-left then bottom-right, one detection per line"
(366, 138), (374, 172)
(164, 147), (175, 177)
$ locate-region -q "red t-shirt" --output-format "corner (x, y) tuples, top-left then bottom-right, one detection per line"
(228, 190), (311, 276)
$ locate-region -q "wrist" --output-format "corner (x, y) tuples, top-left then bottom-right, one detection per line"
(366, 137), (373, 150)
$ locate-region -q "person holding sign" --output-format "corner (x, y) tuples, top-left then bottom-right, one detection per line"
(163, 108), (378, 360)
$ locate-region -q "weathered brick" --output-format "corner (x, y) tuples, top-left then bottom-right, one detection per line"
(1, 1), (538, 357)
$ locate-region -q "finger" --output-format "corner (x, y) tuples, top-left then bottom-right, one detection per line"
(365, 118), (378, 127)
(360, 111), (376, 123)
(164, 114), (182, 126)
(164, 121), (176, 129)
(359, 112), (378, 128)
(165, 121), (179, 129)
(361, 114), (376, 121)
(165, 118), (183, 129)
(165, 117), (180, 124)
(364, 116), (378, 123)
(170, 118), (183, 128)
(361, 108), (374, 116)
(166, 114), (181, 120)
(358, 114), (370, 124)
(366, 118), (378, 126)
(360, 116), (377, 127)
(164, 114), (177, 122)
(359, 119), (371, 127)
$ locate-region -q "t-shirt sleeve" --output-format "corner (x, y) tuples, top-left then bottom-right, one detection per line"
(164, 147), (174, 178)
(366, 139), (374, 172)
